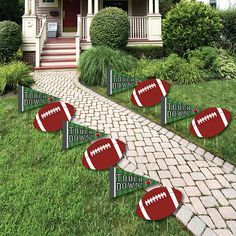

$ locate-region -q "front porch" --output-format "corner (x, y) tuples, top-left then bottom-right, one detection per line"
(22, 0), (162, 69)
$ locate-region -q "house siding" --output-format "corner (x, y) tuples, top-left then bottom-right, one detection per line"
(35, 0), (62, 35)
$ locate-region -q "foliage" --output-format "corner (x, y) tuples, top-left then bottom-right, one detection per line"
(0, 0), (24, 24)
(187, 46), (220, 80)
(0, 21), (22, 63)
(160, 0), (181, 18)
(79, 47), (136, 86)
(214, 49), (236, 80)
(163, 0), (223, 55)
(219, 9), (236, 52)
(0, 61), (33, 94)
(90, 7), (129, 49)
(129, 54), (203, 84)
(125, 46), (165, 59)
(187, 47), (236, 80)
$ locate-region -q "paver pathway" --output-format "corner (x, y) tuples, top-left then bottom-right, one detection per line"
(33, 70), (236, 236)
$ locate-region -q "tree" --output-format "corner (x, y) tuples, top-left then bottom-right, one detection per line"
(0, 0), (24, 24)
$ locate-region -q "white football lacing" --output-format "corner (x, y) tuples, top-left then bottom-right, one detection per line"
(138, 83), (157, 95)
(145, 192), (167, 206)
(197, 112), (217, 125)
(41, 106), (61, 119)
(90, 143), (111, 157)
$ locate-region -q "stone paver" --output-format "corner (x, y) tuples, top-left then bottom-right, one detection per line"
(33, 71), (236, 236)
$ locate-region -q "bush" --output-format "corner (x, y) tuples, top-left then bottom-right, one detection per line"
(214, 49), (236, 80)
(79, 47), (136, 86)
(125, 46), (165, 59)
(90, 7), (129, 49)
(187, 46), (219, 80)
(163, 0), (223, 55)
(187, 47), (236, 80)
(220, 9), (236, 52)
(129, 54), (203, 84)
(0, 61), (34, 94)
(0, 21), (22, 63)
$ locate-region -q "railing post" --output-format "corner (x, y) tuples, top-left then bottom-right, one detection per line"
(35, 36), (40, 67)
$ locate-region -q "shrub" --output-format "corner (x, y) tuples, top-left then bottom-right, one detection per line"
(0, 61), (34, 94)
(79, 47), (136, 86)
(220, 9), (236, 52)
(214, 49), (236, 80)
(125, 46), (165, 59)
(129, 54), (203, 84)
(163, 0), (223, 55)
(90, 7), (129, 49)
(187, 46), (220, 80)
(0, 21), (22, 63)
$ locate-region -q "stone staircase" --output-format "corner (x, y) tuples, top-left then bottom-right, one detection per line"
(35, 38), (77, 70)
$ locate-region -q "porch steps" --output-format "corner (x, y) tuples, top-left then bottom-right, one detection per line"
(34, 38), (77, 70)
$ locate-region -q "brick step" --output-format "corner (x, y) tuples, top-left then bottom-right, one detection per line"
(41, 52), (76, 57)
(43, 46), (76, 50)
(43, 43), (75, 48)
(41, 58), (76, 63)
(46, 38), (75, 44)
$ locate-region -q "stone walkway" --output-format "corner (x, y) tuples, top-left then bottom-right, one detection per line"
(33, 70), (236, 236)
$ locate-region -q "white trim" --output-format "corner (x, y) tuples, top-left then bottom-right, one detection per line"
(110, 70), (113, 95)
(133, 90), (143, 107)
(156, 79), (166, 97)
(39, 0), (58, 8)
(111, 138), (123, 159)
(139, 199), (151, 220)
(217, 108), (228, 127)
(85, 150), (96, 170)
(167, 187), (179, 209)
(61, 102), (72, 121)
(21, 86), (24, 112)
(66, 121), (69, 148)
(36, 113), (46, 131)
(164, 97), (167, 124)
(192, 119), (203, 138)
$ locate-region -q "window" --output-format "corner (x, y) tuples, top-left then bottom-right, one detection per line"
(210, 0), (217, 8)
(39, 0), (58, 7)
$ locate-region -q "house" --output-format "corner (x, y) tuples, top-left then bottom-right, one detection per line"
(22, 0), (162, 70)
(196, 0), (236, 10)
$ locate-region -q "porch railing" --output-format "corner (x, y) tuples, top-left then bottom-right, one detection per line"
(129, 17), (148, 39)
(35, 16), (47, 67)
(79, 16), (147, 41)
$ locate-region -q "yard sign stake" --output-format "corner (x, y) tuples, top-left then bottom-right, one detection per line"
(18, 85), (60, 112)
(109, 167), (159, 199)
(160, 97), (202, 125)
(62, 121), (107, 150)
(106, 69), (138, 95)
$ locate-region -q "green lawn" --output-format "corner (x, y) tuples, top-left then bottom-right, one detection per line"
(0, 95), (190, 235)
(93, 79), (236, 165)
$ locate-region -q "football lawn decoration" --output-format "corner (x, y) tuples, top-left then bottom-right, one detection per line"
(136, 187), (182, 221)
(161, 97), (201, 125)
(107, 69), (137, 95)
(131, 77), (170, 107)
(18, 85), (60, 112)
(109, 167), (159, 198)
(82, 138), (126, 170)
(190, 107), (231, 138)
(34, 101), (75, 132)
(62, 121), (107, 150)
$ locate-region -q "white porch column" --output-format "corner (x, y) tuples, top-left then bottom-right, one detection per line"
(94, 0), (99, 14)
(88, 0), (93, 15)
(149, 0), (153, 14)
(25, 0), (29, 15)
(31, 0), (36, 15)
(154, 0), (159, 14)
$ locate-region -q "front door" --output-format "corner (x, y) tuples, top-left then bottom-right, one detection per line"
(103, 0), (128, 13)
(63, 0), (80, 32)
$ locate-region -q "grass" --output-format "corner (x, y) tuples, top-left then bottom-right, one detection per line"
(0, 95), (190, 235)
(92, 79), (236, 165)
